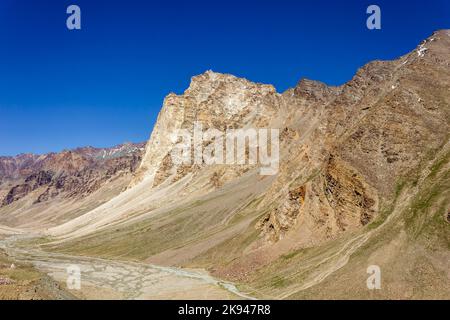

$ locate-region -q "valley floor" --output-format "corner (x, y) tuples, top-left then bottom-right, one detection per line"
(0, 233), (253, 300)
(0, 236), (75, 300)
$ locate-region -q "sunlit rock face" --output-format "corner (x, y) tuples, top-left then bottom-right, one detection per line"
(131, 70), (282, 188)
(132, 30), (450, 248)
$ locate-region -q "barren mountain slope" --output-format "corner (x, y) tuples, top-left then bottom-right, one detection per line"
(0, 143), (145, 229)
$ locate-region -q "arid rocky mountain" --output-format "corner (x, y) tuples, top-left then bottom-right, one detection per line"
(0, 143), (145, 228)
(0, 143), (144, 179)
(0, 31), (449, 299)
(131, 69), (281, 189)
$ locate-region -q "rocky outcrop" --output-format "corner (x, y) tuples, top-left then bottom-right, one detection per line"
(257, 185), (307, 243)
(2, 171), (53, 206)
(322, 156), (377, 228)
(132, 70), (281, 188)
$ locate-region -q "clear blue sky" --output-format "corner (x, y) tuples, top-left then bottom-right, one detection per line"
(0, 0), (449, 156)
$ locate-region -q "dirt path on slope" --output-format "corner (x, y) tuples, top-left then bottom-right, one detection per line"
(0, 235), (255, 300)
(276, 185), (416, 299)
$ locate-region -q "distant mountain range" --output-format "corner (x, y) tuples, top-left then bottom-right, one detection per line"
(0, 142), (145, 208)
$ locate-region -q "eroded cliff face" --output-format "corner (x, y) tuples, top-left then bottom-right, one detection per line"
(131, 70), (281, 188)
(254, 30), (450, 247)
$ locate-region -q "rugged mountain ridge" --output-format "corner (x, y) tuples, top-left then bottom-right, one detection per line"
(0, 143), (144, 179)
(0, 143), (145, 227)
(131, 70), (281, 188)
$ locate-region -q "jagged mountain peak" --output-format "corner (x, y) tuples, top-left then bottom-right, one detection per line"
(188, 69), (273, 88)
(183, 70), (277, 104)
(132, 70), (282, 187)
(292, 78), (341, 101)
